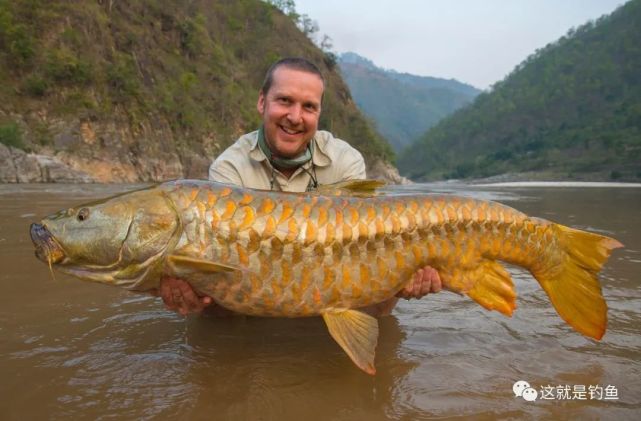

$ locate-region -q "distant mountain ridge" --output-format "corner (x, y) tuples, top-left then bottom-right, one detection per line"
(338, 52), (480, 152)
(399, 0), (641, 182)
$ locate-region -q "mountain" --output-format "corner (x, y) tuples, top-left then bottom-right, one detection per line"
(338, 52), (480, 152)
(0, 0), (395, 183)
(399, 0), (641, 181)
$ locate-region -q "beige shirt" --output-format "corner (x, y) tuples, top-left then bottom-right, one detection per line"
(208, 130), (366, 191)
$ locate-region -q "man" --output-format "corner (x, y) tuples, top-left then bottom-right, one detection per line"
(159, 57), (442, 316)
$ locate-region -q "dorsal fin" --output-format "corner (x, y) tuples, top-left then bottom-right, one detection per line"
(316, 179), (387, 197)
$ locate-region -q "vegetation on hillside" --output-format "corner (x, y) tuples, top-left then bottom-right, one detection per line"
(399, 0), (641, 181)
(0, 0), (392, 165)
(338, 52), (480, 152)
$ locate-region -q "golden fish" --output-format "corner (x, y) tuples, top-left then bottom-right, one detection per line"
(30, 180), (622, 374)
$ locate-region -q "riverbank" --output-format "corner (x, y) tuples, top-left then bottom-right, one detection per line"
(0, 142), (408, 185)
(475, 181), (641, 188)
(467, 170), (641, 184)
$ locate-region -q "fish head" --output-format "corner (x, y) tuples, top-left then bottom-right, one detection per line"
(30, 187), (180, 289)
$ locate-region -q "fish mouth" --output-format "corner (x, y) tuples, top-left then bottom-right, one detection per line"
(30, 223), (65, 264)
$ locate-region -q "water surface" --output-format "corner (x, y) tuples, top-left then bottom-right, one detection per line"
(1, 183), (639, 420)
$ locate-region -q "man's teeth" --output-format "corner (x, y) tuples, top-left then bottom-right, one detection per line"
(281, 127), (301, 135)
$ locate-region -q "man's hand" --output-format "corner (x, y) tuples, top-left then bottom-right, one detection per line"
(154, 276), (213, 315)
(396, 265), (442, 299)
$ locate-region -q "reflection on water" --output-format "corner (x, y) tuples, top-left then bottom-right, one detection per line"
(1, 183), (640, 420)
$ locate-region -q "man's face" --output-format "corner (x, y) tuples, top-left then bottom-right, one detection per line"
(257, 67), (323, 158)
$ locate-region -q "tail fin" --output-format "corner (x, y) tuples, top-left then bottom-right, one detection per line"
(535, 224), (623, 340)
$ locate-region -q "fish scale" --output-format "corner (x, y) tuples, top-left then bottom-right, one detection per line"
(162, 182), (557, 316)
(31, 179), (623, 374)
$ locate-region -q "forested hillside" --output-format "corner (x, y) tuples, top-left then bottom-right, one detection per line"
(0, 0), (393, 182)
(399, 0), (641, 181)
(339, 52), (479, 152)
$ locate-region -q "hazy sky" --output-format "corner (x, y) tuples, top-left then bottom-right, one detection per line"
(294, 0), (625, 89)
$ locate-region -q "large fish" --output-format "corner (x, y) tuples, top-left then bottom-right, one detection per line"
(30, 180), (622, 374)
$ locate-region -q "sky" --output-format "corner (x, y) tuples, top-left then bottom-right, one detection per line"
(294, 0), (626, 89)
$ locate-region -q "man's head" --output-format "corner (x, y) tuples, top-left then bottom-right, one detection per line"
(257, 58), (324, 159)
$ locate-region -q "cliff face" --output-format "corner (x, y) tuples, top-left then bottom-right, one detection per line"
(0, 0), (396, 183)
(0, 109), (199, 182)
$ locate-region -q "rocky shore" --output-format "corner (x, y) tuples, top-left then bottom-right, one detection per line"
(0, 142), (407, 185)
(0, 143), (93, 183)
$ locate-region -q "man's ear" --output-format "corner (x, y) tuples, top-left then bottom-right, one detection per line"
(257, 91), (265, 114)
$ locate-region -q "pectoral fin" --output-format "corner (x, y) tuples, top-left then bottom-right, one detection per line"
(322, 309), (379, 375)
(168, 255), (241, 273)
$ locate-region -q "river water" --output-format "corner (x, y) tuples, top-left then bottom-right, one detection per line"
(1, 183), (639, 420)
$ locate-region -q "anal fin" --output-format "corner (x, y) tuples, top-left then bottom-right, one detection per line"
(444, 260), (517, 317)
(322, 309), (379, 375)
(467, 260), (517, 316)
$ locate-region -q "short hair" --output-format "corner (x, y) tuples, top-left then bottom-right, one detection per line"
(260, 57), (325, 95)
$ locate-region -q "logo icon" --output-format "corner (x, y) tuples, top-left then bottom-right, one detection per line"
(513, 380), (538, 402)
(513, 380), (530, 397)
(522, 387), (538, 402)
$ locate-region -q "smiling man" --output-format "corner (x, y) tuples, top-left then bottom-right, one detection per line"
(159, 57), (442, 316)
(209, 58), (366, 192)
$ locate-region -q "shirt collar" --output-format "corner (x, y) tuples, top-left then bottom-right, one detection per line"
(248, 130), (332, 167)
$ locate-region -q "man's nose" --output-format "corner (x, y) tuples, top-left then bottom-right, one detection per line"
(287, 104), (302, 123)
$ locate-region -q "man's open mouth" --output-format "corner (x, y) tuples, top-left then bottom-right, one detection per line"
(279, 125), (303, 135)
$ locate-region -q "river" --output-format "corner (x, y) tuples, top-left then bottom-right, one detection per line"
(1, 183), (639, 420)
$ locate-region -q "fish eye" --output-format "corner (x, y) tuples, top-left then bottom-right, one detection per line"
(77, 208), (90, 221)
